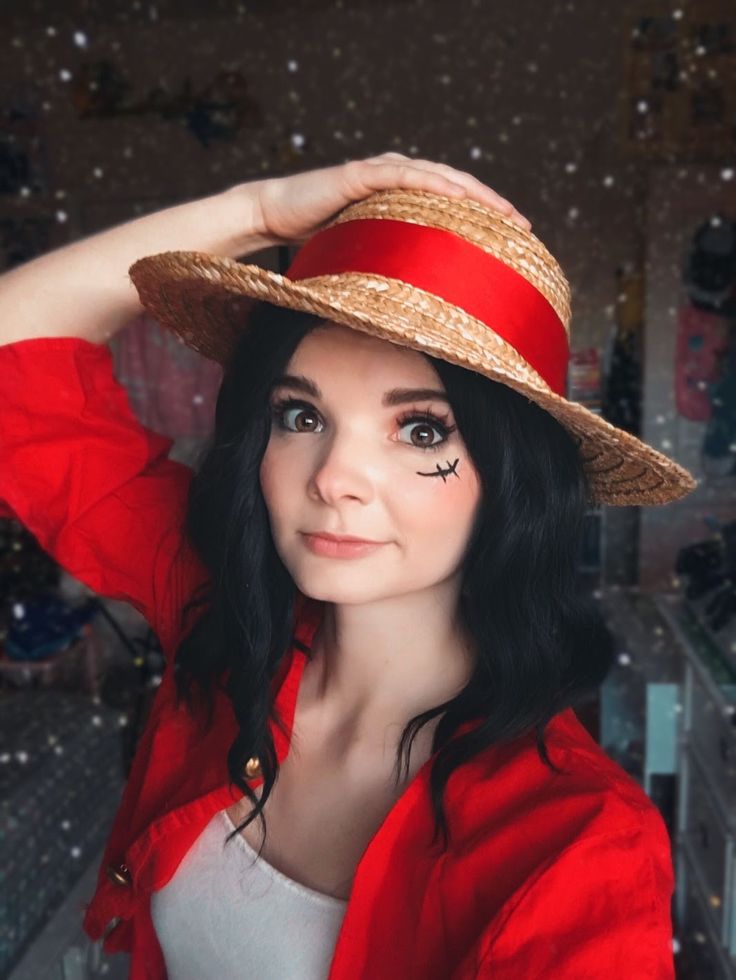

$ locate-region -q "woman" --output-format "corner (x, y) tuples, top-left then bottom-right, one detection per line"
(0, 154), (694, 979)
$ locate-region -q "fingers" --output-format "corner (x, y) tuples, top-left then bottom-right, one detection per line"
(364, 152), (532, 231)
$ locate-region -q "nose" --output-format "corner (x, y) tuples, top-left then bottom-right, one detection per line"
(309, 429), (377, 505)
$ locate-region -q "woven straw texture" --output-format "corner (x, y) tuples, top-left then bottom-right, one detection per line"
(128, 189), (697, 507)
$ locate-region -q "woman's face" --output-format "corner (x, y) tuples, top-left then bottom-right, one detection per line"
(259, 322), (483, 604)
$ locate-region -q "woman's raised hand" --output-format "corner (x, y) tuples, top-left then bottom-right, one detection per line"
(248, 152), (531, 246)
(0, 154), (528, 348)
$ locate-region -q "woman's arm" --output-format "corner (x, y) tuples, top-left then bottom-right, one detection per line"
(0, 184), (274, 348)
(0, 153), (529, 349)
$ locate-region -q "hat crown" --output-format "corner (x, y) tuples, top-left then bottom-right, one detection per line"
(323, 189), (572, 337)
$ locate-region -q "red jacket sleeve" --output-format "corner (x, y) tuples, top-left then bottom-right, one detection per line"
(0, 336), (208, 655)
(474, 816), (676, 978)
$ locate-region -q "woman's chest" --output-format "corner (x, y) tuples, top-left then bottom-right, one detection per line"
(223, 730), (434, 902)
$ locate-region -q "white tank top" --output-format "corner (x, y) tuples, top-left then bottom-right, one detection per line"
(150, 808), (349, 979)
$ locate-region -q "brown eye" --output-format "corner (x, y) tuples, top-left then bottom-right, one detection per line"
(270, 398), (324, 434)
(405, 422), (441, 448)
(291, 408), (320, 432)
(397, 411), (456, 453)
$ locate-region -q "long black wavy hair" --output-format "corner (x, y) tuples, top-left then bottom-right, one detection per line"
(172, 299), (615, 856)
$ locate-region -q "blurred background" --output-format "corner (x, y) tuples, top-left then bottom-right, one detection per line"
(0, 0), (734, 977)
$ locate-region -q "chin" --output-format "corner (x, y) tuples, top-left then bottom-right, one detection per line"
(289, 574), (386, 606)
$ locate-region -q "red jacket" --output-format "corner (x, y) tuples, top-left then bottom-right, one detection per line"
(0, 337), (677, 978)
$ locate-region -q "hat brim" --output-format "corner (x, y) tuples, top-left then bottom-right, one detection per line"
(128, 250), (698, 508)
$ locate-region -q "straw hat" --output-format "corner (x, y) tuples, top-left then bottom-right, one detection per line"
(128, 188), (697, 507)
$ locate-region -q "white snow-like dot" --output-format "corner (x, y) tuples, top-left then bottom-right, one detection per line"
(16, 751), (29, 764)
(603, 175), (615, 187)
(70, 846), (82, 859)
(290, 133), (305, 148)
(12, 603), (25, 619)
(287, 59), (298, 72)
(192, 393), (204, 405)
(637, 100), (649, 113)
(565, 162), (577, 174)
(720, 168), (734, 181)
(92, 167), (104, 178)
(56, 210), (68, 223)
(73, 31), (88, 47)
(61, 819), (71, 831)
(470, 146), (482, 159)
(617, 652), (632, 666)
(59, 68), (72, 82)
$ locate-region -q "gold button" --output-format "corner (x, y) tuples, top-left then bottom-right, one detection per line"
(106, 862), (132, 887)
(244, 756), (261, 778)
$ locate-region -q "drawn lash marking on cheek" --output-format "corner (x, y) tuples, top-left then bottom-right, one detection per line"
(416, 458), (460, 483)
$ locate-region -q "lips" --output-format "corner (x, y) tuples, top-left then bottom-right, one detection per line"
(303, 531), (383, 545)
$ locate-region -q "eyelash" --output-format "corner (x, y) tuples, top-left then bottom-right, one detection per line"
(269, 397), (457, 453)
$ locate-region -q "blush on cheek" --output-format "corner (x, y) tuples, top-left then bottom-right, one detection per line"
(414, 461), (482, 525)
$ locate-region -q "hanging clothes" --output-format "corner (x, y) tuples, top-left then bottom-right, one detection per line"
(112, 311), (223, 440)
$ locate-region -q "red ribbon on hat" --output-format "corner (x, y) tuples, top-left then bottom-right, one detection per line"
(285, 218), (569, 396)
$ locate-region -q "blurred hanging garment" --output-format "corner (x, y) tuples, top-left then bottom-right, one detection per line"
(113, 311), (223, 440)
(674, 304), (731, 422)
(682, 215), (736, 317)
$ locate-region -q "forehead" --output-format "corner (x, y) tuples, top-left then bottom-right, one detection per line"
(286, 321), (441, 384)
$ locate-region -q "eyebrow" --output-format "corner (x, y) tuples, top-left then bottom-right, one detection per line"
(271, 373), (450, 407)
